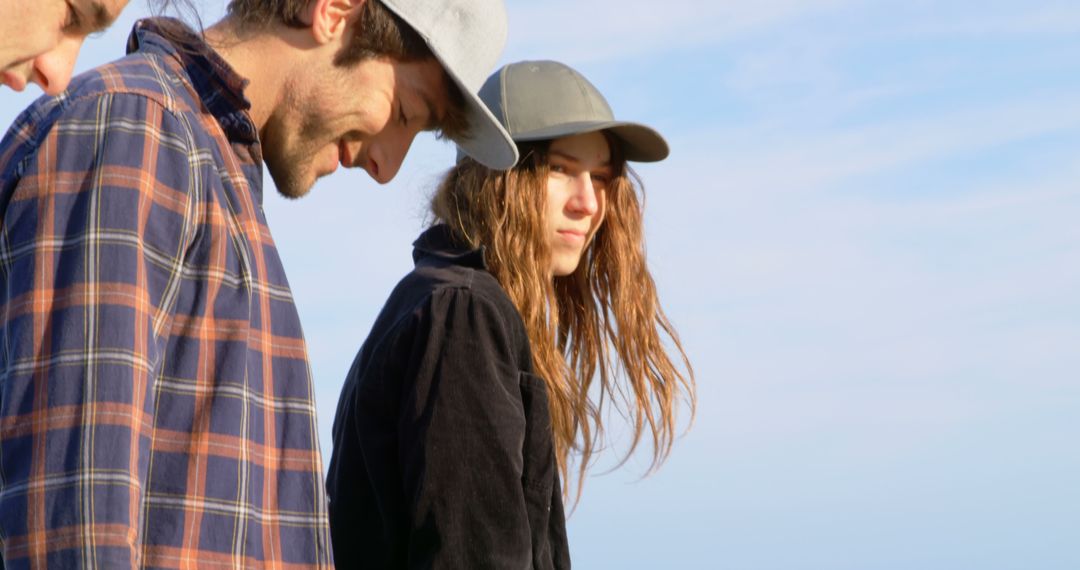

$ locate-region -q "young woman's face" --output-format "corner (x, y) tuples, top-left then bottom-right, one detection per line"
(544, 131), (613, 277)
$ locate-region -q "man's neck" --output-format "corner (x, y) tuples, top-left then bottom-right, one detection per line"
(203, 19), (302, 134)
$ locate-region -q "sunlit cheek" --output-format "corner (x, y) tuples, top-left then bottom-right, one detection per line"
(590, 191), (608, 235)
(18, 27), (60, 62)
(546, 177), (566, 234)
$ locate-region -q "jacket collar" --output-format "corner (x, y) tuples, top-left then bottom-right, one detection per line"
(412, 224), (488, 270)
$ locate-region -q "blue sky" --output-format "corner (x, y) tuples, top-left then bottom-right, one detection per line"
(3, 1), (1079, 568)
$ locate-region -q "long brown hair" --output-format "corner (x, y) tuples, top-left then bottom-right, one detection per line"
(431, 137), (695, 499)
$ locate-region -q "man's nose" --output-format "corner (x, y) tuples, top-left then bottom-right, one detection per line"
(365, 130), (419, 184)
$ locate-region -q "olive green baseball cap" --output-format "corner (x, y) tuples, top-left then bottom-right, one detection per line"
(469, 60), (670, 163)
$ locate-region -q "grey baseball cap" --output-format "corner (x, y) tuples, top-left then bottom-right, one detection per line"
(380, 0), (518, 169)
(464, 60), (669, 163)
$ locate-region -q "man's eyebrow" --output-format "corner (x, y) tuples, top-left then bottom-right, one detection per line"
(87, 1), (118, 33)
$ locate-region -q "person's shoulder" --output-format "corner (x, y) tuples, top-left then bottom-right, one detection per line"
(369, 260), (522, 342)
(409, 258), (517, 314)
(0, 53), (204, 180)
(63, 51), (189, 114)
(351, 260), (532, 386)
(1, 54), (187, 150)
(34, 48), (194, 127)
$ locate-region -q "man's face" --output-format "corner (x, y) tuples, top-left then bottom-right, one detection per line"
(262, 54), (450, 198)
(0, 0), (128, 95)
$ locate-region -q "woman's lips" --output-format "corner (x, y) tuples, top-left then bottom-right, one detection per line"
(557, 229), (587, 243)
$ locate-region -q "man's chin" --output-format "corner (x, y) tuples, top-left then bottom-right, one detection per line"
(268, 166), (314, 200)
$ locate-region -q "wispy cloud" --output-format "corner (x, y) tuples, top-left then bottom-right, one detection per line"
(504, 0), (850, 63)
(669, 91), (1080, 202)
(894, 0), (1080, 37)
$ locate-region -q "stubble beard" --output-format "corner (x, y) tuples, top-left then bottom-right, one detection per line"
(265, 138), (316, 200)
(263, 83), (328, 200)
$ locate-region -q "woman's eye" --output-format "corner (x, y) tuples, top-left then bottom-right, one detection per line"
(549, 164), (567, 174)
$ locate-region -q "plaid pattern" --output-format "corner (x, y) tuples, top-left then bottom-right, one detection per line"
(0, 20), (332, 569)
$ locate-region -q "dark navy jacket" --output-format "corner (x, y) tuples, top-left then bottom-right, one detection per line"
(326, 225), (570, 569)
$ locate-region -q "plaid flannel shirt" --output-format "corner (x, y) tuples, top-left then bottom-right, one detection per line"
(0, 19), (332, 569)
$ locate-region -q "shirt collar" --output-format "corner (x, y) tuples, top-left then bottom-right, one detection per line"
(412, 224), (489, 270)
(126, 18), (259, 145)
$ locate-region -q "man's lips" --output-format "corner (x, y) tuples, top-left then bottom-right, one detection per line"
(338, 140), (379, 179)
(338, 140), (352, 168)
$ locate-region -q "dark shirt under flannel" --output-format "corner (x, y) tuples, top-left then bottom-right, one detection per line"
(0, 19), (332, 569)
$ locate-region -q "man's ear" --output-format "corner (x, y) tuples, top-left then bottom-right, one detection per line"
(307, 0), (366, 45)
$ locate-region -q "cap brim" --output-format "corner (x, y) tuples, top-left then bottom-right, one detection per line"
(377, 1), (519, 171)
(451, 86), (519, 169)
(513, 120), (669, 163)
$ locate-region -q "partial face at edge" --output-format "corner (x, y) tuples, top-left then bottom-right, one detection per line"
(0, 0), (128, 95)
(545, 131), (613, 277)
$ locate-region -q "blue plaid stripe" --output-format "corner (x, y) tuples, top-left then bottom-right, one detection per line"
(0, 19), (332, 568)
